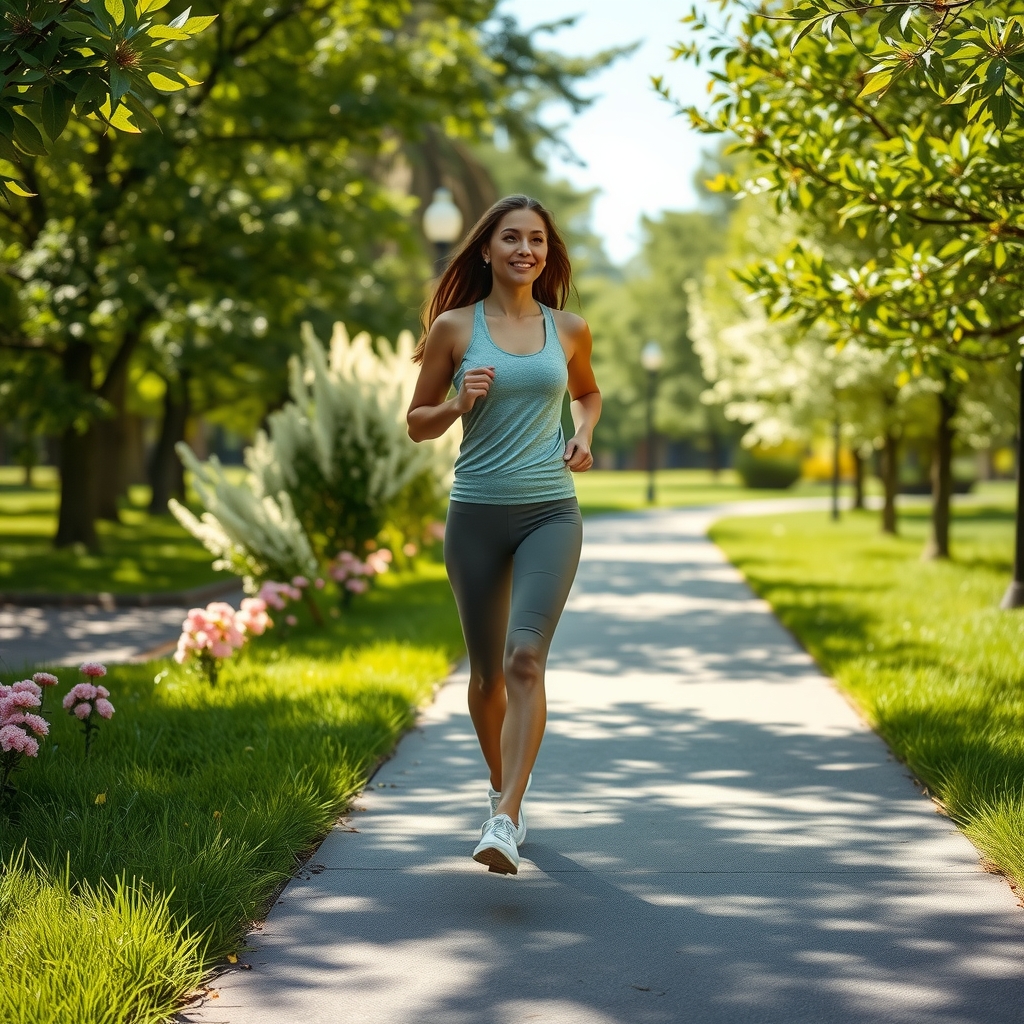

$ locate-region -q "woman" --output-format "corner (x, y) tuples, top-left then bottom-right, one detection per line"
(407, 194), (601, 875)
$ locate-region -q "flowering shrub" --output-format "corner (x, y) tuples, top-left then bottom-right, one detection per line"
(329, 548), (392, 603)
(62, 663), (114, 758)
(1, 678), (50, 798)
(257, 580), (302, 610)
(169, 323), (455, 605)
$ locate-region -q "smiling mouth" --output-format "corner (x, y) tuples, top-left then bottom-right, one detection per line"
(510, 261), (535, 269)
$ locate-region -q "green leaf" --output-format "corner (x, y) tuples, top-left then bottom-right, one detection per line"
(138, 0), (172, 12)
(859, 69), (896, 98)
(147, 26), (191, 40)
(61, 19), (107, 38)
(41, 84), (73, 142)
(0, 104), (14, 138)
(147, 71), (186, 92)
(182, 15), (216, 34)
(10, 112), (47, 156)
(74, 73), (109, 110)
(104, 0), (126, 26)
(994, 242), (1007, 269)
(1, 175), (36, 197)
(990, 91), (1011, 131)
(109, 66), (131, 107)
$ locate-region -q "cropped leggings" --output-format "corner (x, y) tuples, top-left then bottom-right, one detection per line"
(444, 498), (583, 684)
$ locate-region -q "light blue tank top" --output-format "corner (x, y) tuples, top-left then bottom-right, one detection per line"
(450, 300), (576, 504)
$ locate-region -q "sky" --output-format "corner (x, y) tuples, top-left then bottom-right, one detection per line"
(499, 0), (713, 264)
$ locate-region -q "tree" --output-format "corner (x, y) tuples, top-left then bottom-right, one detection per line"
(770, 0), (1024, 130)
(669, 3), (1021, 561)
(584, 209), (732, 465)
(0, 1), (615, 548)
(0, 0), (214, 201)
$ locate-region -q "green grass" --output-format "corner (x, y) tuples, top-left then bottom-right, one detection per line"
(0, 468), (229, 595)
(711, 499), (1024, 887)
(572, 467), (840, 516)
(0, 562), (463, 1022)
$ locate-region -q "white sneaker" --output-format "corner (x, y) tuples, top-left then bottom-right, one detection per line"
(473, 814), (520, 875)
(486, 772), (531, 844)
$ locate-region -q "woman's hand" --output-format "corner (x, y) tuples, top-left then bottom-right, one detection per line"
(455, 366), (495, 414)
(563, 435), (593, 472)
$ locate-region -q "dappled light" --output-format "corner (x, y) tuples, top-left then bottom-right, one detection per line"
(190, 508), (1024, 1024)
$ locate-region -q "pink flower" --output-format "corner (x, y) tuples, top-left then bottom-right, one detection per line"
(291, 575), (309, 589)
(80, 662), (106, 678)
(14, 679), (43, 698)
(345, 578), (368, 594)
(314, 577), (325, 590)
(70, 683), (98, 702)
(73, 702), (92, 720)
(96, 685), (110, 700)
(7, 689), (41, 710)
(329, 565), (348, 582)
(32, 672), (59, 688)
(403, 543), (418, 557)
(366, 551), (391, 575)
(22, 713), (49, 736)
(236, 598), (271, 636)
(0, 724), (38, 757)
(62, 690), (76, 711)
(285, 614), (298, 626)
(210, 640), (234, 658)
(95, 699), (115, 720)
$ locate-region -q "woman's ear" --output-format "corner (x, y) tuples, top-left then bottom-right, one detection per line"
(481, 246), (491, 265)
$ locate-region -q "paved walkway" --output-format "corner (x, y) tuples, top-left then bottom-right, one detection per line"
(185, 504), (1024, 1024)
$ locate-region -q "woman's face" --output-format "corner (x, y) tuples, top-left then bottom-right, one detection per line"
(482, 209), (548, 287)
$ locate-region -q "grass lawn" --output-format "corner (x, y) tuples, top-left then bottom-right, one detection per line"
(1, 465), (841, 596)
(0, 561), (463, 1023)
(573, 467), (835, 516)
(0, 467), (230, 595)
(711, 498), (1024, 889)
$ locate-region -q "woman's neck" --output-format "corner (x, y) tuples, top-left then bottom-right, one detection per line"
(484, 281), (540, 319)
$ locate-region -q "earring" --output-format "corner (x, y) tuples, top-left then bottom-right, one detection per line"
(483, 257), (490, 266)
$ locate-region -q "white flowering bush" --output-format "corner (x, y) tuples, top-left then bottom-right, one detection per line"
(169, 448), (318, 593)
(170, 321), (456, 601)
(246, 322), (456, 562)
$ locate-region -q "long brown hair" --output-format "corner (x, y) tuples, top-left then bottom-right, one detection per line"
(413, 194), (573, 363)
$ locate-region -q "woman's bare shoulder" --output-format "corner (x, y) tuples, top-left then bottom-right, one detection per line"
(427, 305), (476, 362)
(551, 309), (591, 346)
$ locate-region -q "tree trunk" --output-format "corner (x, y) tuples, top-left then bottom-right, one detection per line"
(1000, 365), (1024, 608)
(55, 343), (98, 549)
(830, 411), (841, 521)
(148, 375), (190, 515)
(852, 449), (865, 510)
(94, 361), (128, 522)
(708, 425), (721, 479)
(881, 429), (899, 535)
(922, 388), (956, 561)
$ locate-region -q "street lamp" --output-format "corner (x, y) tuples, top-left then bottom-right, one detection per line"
(422, 187), (463, 275)
(640, 340), (664, 504)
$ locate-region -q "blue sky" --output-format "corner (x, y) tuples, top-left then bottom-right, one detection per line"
(500, 0), (712, 264)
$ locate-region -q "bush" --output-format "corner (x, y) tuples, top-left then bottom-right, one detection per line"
(734, 448), (802, 489)
(171, 322), (456, 591)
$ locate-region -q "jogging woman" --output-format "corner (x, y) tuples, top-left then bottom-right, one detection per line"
(407, 194), (601, 875)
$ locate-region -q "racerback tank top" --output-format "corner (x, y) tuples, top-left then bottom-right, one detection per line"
(449, 300), (576, 504)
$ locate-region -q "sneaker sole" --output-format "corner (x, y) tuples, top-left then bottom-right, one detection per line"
(473, 844), (518, 875)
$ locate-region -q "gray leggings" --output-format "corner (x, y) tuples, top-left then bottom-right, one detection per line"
(444, 498), (583, 683)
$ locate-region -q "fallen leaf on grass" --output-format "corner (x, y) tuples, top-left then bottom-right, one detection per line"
(94, 793), (106, 805)
(226, 954), (238, 963)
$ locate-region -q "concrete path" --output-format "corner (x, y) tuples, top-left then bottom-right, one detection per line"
(185, 504), (1024, 1024)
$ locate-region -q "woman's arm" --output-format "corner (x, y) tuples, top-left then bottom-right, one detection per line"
(407, 311), (493, 442)
(561, 316), (602, 472)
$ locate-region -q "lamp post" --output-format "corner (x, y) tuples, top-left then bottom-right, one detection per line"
(640, 340), (664, 504)
(422, 187), (463, 275)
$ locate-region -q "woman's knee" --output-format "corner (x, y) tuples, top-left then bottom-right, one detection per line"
(469, 668), (504, 697)
(504, 640), (543, 690)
